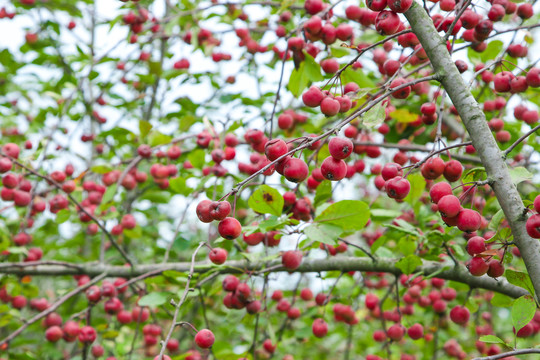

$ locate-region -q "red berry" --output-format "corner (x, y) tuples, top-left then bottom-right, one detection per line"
(387, 324), (405, 341)
(466, 236), (486, 256)
(209, 248), (228, 265)
(321, 156), (347, 181)
(196, 200), (214, 223)
(457, 209), (482, 232)
(86, 285), (102, 303)
(437, 193), (461, 216)
(218, 217), (242, 240)
(385, 176), (410, 200)
(78, 326), (97, 344)
(302, 86), (324, 107)
(388, 0), (412, 13)
(487, 259), (505, 278)
(407, 323), (424, 340)
(282, 250), (303, 270)
(421, 157), (445, 180)
(320, 97), (341, 116)
(263, 339), (276, 353)
(468, 256), (489, 276)
(222, 275), (239, 292)
(265, 139), (288, 161)
(46, 326), (64, 342)
(283, 158), (309, 183)
(328, 138), (353, 160)
(209, 201), (231, 221)
(443, 160), (463, 182)
(194, 329), (215, 348)
(312, 318), (328, 337)
(450, 306), (470, 325)
(526, 214), (540, 238)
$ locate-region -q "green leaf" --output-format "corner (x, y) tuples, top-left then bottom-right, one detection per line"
(248, 185), (284, 217)
(101, 184), (117, 206)
(481, 40), (504, 63)
(179, 115), (197, 131)
(140, 191), (171, 204)
(384, 219), (421, 237)
(138, 292), (169, 307)
(91, 165), (113, 174)
(404, 173), (426, 210)
(304, 53), (323, 82)
(491, 292), (514, 307)
(55, 209), (71, 224)
(330, 46), (351, 58)
(288, 61), (309, 97)
(466, 296), (480, 313)
(304, 223), (342, 245)
(390, 109), (418, 123)
(148, 130), (172, 147)
(479, 335), (508, 346)
(509, 167), (533, 185)
(314, 180), (332, 206)
(6, 247), (28, 255)
(374, 246), (394, 258)
(398, 237), (416, 256)
(258, 217), (281, 232)
(123, 226), (142, 239)
(188, 149), (206, 169)
(467, 40), (503, 64)
(363, 101), (387, 129)
(505, 269), (535, 297)
(139, 120), (152, 139)
(169, 177), (192, 196)
(395, 255), (422, 275)
(341, 67), (375, 89)
(462, 167), (487, 184)
(511, 295), (536, 332)
(371, 209), (402, 219)
(490, 209), (504, 229)
(315, 200), (370, 231)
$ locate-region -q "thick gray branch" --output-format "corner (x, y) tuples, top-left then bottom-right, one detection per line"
(404, 1), (540, 301)
(0, 258), (527, 298)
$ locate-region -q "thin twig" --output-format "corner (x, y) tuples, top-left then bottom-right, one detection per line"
(157, 242), (206, 359)
(471, 348), (540, 360)
(503, 123), (540, 159)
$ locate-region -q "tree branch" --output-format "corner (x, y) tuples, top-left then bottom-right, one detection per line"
(351, 141), (480, 164)
(471, 348), (540, 360)
(0, 257), (527, 299)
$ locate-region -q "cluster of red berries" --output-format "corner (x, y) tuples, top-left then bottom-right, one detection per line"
(235, 27), (269, 55)
(0, 143), (33, 208)
(196, 199), (241, 240)
(302, 84), (353, 116)
(491, 67), (540, 94)
(376, 162), (411, 200)
(0, 7), (16, 19)
(430, 182), (483, 232)
(513, 103), (539, 125)
(319, 241), (348, 255)
(221, 275), (260, 314)
(277, 109), (308, 131)
(458, 2), (534, 52)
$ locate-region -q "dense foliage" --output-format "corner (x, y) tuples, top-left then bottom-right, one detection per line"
(0, 0), (540, 359)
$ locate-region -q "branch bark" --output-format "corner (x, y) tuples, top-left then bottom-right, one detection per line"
(471, 348), (540, 360)
(404, 1), (540, 302)
(0, 258), (527, 299)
